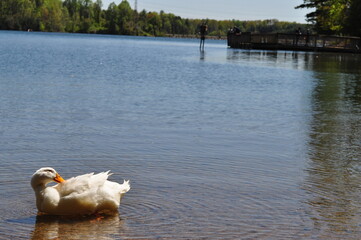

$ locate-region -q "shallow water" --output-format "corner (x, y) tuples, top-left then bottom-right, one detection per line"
(1, 31), (361, 239)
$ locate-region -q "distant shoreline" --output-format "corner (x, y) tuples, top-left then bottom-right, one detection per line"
(8, 29), (228, 41)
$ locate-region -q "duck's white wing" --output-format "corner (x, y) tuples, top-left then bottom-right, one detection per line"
(56, 171), (111, 197)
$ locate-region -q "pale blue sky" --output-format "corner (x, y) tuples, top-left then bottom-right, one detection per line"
(101, 0), (309, 23)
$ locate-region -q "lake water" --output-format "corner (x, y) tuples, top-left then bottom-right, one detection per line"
(1, 31), (361, 239)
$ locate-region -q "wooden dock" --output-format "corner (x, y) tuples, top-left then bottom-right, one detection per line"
(227, 32), (361, 53)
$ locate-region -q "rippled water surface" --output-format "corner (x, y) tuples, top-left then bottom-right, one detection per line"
(1, 31), (361, 239)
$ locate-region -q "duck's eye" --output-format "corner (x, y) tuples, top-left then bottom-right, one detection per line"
(44, 169), (54, 173)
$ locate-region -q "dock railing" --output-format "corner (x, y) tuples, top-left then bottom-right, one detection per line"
(227, 32), (361, 53)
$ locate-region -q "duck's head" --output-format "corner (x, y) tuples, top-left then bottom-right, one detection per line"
(31, 167), (65, 189)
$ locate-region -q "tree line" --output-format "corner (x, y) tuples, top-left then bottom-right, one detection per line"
(0, 0), (307, 36)
(296, 0), (361, 36)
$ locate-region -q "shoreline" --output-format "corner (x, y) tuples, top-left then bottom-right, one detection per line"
(3, 29), (228, 40)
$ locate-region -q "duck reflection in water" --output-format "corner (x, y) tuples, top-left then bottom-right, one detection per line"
(31, 213), (125, 239)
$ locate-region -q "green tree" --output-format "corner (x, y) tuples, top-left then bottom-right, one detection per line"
(89, 0), (106, 33)
(39, 0), (67, 32)
(295, 0), (358, 35)
(0, 0), (37, 30)
(63, 0), (80, 32)
(147, 12), (161, 36)
(105, 2), (119, 34)
(345, 0), (361, 36)
(117, 0), (134, 35)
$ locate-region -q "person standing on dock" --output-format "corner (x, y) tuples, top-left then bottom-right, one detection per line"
(199, 23), (208, 50)
(305, 29), (310, 46)
(294, 27), (302, 46)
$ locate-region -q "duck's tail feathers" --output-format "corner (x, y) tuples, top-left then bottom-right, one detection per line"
(120, 180), (130, 193)
(106, 170), (113, 177)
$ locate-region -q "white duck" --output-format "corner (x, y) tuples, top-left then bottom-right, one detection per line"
(31, 167), (130, 215)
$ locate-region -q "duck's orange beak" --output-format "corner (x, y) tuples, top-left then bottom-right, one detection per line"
(54, 173), (65, 183)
